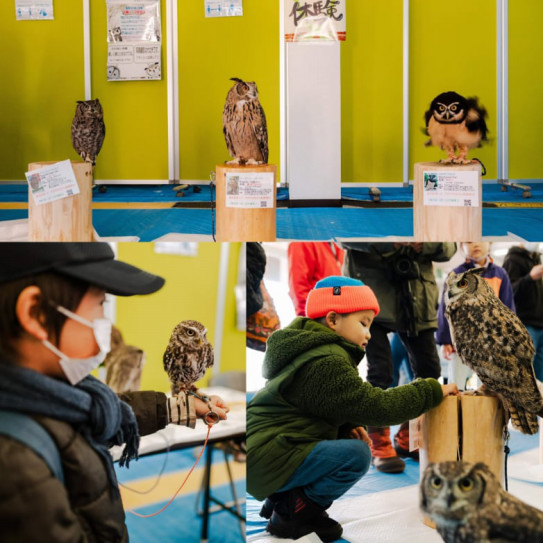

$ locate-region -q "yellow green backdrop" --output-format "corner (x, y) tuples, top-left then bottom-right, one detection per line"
(114, 242), (244, 393)
(0, 1), (541, 183)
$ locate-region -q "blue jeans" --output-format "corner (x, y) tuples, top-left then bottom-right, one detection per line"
(276, 439), (371, 507)
(527, 325), (543, 382)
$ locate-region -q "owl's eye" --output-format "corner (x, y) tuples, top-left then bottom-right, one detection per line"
(186, 329), (195, 336)
(459, 477), (474, 491)
(457, 278), (468, 288)
(439, 105), (445, 112)
(431, 476), (443, 489)
(451, 105), (457, 111)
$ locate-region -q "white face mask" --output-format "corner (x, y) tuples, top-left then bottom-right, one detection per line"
(42, 305), (112, 385)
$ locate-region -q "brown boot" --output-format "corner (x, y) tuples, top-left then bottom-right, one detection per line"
(367, 426), (405, 473)
(393, 421), (419, 461)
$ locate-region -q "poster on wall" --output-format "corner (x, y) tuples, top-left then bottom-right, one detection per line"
(15, 0), (54, 20)
(25, 160), (80, 206)
(423, 170), (480, 208)
(205, 0), (243, 17)
(106, 0), (162, 81)
(284, 0), (346, 42)
(225, 172), (274, 209)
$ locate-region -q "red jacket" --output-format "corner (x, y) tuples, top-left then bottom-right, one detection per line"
(288, 242), (345, 316)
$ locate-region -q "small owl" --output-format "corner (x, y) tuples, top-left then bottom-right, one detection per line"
(424, 91), (488, 164)
(444, 267), (543, 434)
(163, 320), (214, 395)
(71, 99), (106, 167)
(223, 78), (269, 165)
(104, 326), (145, 394)
(421, 461), (543, 542)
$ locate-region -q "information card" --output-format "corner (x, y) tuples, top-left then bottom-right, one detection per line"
(25, 160), (80, 205)
(423, 170), (480, 208)
(225, 172), (274, 209)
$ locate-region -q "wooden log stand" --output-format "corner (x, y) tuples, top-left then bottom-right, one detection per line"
(414, 162), (482, 241)
(419, 394), (505, 528)
(215, 163), (276, 242)
(28, 161), (93, 241)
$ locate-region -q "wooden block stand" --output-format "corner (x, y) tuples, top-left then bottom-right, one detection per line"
(215, 163), (276, 242)
(419, 395), (505, 527)
(414, 162), (482, 241)
(28, 161), (93, 241)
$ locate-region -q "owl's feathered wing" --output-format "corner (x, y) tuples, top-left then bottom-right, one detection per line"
(250, 100), (269, 163)
(163, 337), (214, 396)
(446, 289), (542, 434)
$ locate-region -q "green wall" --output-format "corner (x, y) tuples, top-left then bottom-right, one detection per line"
(0, 1), (541, 183)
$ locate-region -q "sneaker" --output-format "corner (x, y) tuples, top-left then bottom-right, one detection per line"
(372, 455), (406, 473)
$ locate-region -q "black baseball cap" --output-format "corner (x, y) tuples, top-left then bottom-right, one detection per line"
(0, 243), (165, 296)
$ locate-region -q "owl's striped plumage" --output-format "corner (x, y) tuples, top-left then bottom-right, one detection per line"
(163, 320), (214, 395)
(71, 99), (105, 167)
(223, 78), (268, 165)
(424, 91), (487, 164)
(444, 267), (543, 434)
(421, 461), (543, 542)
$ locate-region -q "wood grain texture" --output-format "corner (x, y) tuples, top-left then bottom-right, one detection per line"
(414, 162), (482, 241)
(215, 163), (276, 242)
(28, 161), (93, 241)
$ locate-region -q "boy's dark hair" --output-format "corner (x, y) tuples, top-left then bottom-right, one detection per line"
(0, 273), (89, 364)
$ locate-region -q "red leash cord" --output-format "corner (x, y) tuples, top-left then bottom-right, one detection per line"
(127, 416), (216, 518)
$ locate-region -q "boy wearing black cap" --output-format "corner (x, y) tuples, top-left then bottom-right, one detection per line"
(0, 243), (229, 542)
(247, 276), (458, 542)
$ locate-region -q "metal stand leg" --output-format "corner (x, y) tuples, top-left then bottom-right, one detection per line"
(201, 443), (213, 543)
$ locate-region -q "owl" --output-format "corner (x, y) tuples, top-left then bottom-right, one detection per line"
(444, 267), (543, 434)
(104, 326), (145, 393)
(163, 320), (214, 395)
(420, 461), (543, 542)
(71, 99), (106, 167)
(424, 91), (488, 164)
(223, 78), (269, 165)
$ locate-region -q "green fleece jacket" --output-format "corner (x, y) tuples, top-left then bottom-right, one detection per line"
(247, 318), (443, 501)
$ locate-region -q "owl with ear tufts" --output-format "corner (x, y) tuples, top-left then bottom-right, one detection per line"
(421, 461), (543, 543)
(223, 78), (268, 165)
(444, 267), (543, 434)
(71, 99), (105, 167)
(424, 91), (487, 164)
(163, 320), (214, 396)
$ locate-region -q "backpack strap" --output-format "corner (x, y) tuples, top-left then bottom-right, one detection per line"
(0, 410), (64, 484)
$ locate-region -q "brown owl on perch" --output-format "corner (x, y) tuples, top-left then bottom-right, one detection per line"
(163, 320), (214, 395)
(424, 91), (487, 164)
(223, 78), (269, 165)
(71, 99), (105, 167)
(444, 267), (543, 434)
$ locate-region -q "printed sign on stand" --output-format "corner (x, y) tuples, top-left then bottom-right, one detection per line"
(25, 160), (80, 205)
(106, 0), (162, 81)
(16, 0), (53, 20)
(284, 0), (346, 41)
(205, 0), (243, 17)
(225, 172), (274, 209)
(423, 170), (480, 208)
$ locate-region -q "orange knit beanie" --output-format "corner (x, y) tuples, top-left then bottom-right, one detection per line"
(305, 276), (380, 318)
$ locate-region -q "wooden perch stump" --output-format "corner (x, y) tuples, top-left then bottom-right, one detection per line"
(215, 163), (277, 242)
(28, 161), (93, 241)
(419, 394), (505, 528)
(414, 162), (482, 241)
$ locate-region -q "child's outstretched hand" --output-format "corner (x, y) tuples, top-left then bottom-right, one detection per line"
(441, 383), (460, 397)
(349, 426), (372, 447)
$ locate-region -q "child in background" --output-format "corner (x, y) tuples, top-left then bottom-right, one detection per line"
(436, 242), (515, 389)
(247, 276), (458, 542)
(0, 243), (228, 542)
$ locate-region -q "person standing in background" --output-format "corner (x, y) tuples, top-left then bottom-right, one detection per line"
(436, 242), (515, 389)
(288, 242), (344, 316)
(503, 244), (543, 382)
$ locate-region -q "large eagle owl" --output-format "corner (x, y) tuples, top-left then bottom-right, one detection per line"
(223, 78), (269, 165)
(444, 267), (543, 434)
(104, 326), (144, 393)
(424, 91), (487, 164)
(163, 320), (214, 396)
(421, 461), (543, 543)
(71, 99), (105, 167)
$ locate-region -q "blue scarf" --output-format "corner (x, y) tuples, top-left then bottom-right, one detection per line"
(0, 363), (139, 498)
